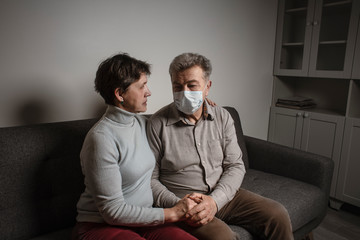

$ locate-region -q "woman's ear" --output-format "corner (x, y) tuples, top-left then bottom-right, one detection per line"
(114, 88), (124, 104)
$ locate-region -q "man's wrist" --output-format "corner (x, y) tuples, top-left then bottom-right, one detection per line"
(209, 191), (227, 211)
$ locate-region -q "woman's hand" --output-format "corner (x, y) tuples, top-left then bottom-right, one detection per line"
(206, 98), (217, 107)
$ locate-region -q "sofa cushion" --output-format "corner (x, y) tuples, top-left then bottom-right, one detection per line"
(29, 228), (72, 240)
(229, 225), (254, 239)
(241, 169), (326, 231)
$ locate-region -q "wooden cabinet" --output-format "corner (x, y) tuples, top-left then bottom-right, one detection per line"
(352, 11), (360, 79)
(336, 118), (360, 207)
(274, 0), (360, 78)
(268, 107), (303, 148)
(334, 81), (360, 207)
(270, 0), (360, 209)
(268, 75), (360, 207)
(268, 106), (345, 196)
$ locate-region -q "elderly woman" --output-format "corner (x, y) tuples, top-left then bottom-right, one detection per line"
(72, 53), (198, 240)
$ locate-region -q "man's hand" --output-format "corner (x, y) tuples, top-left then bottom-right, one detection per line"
(185, 193), (218, 227)
(164, 194), (199, 222)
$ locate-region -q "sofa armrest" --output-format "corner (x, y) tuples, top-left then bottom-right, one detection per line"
(244, 136), (334, 197)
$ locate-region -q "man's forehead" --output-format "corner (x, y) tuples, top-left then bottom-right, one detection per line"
(172, 79), (200, 84)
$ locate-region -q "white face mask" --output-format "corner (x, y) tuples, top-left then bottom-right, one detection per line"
(173, 86), (206, 115)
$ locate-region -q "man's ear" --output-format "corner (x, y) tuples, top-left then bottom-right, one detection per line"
(205, 80), (212, 97)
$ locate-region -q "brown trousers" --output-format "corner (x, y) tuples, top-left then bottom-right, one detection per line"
(177, 188), (294, 240)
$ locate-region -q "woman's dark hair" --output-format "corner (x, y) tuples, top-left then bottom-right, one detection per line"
(94, 53), (151, 105)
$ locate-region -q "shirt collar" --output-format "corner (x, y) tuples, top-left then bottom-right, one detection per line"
(166, 101), (214, 126)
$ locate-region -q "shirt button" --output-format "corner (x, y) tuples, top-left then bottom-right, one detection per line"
(198, 143), (201, 146)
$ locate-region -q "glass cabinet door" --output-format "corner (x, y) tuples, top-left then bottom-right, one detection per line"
(274, 0), (315, 76)
(309, 0), (359, 78)
(352, 1), (360, 79)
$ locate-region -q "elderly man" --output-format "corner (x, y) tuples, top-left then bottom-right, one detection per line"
(147, 53), (293, 240)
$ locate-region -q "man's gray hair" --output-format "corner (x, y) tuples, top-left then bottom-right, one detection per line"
(169, 53), (212, 80)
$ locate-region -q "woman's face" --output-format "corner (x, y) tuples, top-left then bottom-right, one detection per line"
(119, 73), (151, 113)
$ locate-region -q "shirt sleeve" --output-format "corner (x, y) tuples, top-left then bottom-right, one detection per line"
(147, 118), (182, 208)
(80, 130), (165, 226)
(209, 109), (246, 210)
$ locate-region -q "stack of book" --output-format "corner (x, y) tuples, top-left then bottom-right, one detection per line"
(276, 96), (316, 109)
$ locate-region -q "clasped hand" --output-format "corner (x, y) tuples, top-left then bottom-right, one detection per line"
(179, 193), (218, 227)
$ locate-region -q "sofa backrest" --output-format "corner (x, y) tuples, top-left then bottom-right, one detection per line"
(0, 119), (97, 240)
(224, 106), (249, 169)
(0, 106), (247, 239)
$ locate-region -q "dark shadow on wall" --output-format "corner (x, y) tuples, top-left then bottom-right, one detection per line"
(93, 102), (107, 118)
(15, 99), (51, 126)
(13, 95), (106, 126)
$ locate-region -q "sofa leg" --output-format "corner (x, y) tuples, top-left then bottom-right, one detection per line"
(302, 232), (314, 240)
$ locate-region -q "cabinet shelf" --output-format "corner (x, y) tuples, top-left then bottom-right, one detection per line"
(319, 40), (347, 45)
(285, 7), (307, 14)
(295, 107), (345, 116)
(285, 0), (308, 11)
(275, 105), (346, 116)
(323, 0), (352, 8)
(272, 76), (349, 116)
(315, 108), (345, 116)
(282, 42), (305, 47)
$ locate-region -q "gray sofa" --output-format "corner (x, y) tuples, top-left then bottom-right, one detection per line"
(0, 106), (333, 240)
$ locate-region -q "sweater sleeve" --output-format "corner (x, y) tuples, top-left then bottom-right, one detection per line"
(80, 130), (165, 226)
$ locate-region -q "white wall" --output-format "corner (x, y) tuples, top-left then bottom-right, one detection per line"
(0, 0), (277, 139)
